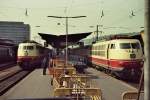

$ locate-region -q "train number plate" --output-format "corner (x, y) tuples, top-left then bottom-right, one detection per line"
(130, 54), (136, 58)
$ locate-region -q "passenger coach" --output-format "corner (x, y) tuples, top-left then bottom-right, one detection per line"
(0, 39), (17, 65)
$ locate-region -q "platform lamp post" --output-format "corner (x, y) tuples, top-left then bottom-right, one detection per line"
(47, 16), (86, 66)
(35, 26), (42, 44)
(96, 25), (103, 41)
(89, 25), (103, 43)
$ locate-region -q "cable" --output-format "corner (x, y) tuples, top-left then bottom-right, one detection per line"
(67, 0), (74, 15)
(109, 8), (144, 27)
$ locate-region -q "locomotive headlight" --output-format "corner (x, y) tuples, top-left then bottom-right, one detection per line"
(119, 62), (123, 64)
(24, 51), (28, 56)
(114, 67), (124, 71)
(119, 61), (124, 66)
(140, 61), (144, 65)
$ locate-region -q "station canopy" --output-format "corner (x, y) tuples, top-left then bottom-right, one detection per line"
(38, 32), (92, 49)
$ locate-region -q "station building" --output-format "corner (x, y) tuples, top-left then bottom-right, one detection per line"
(0, 21), (30, 45)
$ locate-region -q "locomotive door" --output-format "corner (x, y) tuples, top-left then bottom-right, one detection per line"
(106, 44), (110, 69)
(107, 43), (116, 70)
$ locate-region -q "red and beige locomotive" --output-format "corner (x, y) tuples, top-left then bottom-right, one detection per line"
(69, 35), (144, 79)
(17, 41), (50, 70)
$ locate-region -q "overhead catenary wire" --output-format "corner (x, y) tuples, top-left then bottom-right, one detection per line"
(0, 1), (144, 35)
(25, 8), (28, 16)
(108, 8), (144, 27)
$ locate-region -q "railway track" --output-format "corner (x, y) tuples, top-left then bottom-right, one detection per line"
(0, 69), (31, 96)
(0, 66), (21, 82)
(0, 62), (17, 71)
(0, 70), (20, 82)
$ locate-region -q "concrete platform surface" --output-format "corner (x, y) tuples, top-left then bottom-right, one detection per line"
(85, 68), (144, 100)
(1, 69), (53, 100)
(0, 68), (144, 100)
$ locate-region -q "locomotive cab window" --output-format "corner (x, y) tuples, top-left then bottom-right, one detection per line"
(119, 43), (140, 49)
(110, 44), (116, 49)
(23, 46), (26, 50)
(131, 42), (140, 49)
(23, 46), (34, 50)
(119, 43), (131, 49)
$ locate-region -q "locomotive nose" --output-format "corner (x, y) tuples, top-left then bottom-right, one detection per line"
(24, 50), (28, 56)
(128, 49), (134, 53)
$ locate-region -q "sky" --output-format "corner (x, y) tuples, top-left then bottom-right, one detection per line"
(0, 0), (144, 42)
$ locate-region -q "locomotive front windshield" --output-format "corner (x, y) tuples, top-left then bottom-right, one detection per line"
(23, 46), (34, 50)
(131, 43), (140, 49)
(119, 42), (140, 49)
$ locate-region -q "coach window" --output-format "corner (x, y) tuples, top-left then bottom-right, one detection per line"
(92, 51), (94, 55)
(93, 51), (95, 55)
(98, 51), (100, 55)
(95, 46), (97, 50)
(95, 51), (97, 55)
(110, 44), (115, 49)
(94, 51), (96, 55)
(99, 45), (101, 50)
(91, 50), (92, 55)
(94, 46), (96, 50)
(95, 46), (98, 50)
(94, 46), (96, 51)
(97, 46), (99, 50)
(92, 46), (94, 51)
(102, 45), (106, 50)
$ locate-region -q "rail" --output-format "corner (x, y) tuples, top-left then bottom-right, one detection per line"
(0, 70), (31, 95)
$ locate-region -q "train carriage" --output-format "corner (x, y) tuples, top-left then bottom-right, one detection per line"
(0, 38), (17, 65)
(68, 46), (88, 73)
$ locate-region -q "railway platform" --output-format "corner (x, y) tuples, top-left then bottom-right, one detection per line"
(0, 69), (53, 100)
(0, 59), (144, 100)
(85, 68), (144, 100)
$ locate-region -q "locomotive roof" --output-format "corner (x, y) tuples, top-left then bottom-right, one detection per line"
(19, 41), (43, 46)
(22, 40), (40, 44)
(95, 38), (140, 43)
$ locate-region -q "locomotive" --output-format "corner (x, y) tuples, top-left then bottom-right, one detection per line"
(69, 36), (144, 79)
(17, 41), (51, 70)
